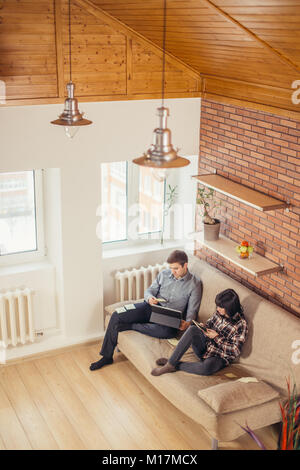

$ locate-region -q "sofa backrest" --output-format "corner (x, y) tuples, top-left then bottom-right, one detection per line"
(188, 256), (300, 396)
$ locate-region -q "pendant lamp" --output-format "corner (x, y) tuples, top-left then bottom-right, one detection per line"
(133, 0), (190, 175)
(51, 0), (92, 137)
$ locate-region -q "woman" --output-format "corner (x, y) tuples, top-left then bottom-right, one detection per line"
(151, 289), (248, 377)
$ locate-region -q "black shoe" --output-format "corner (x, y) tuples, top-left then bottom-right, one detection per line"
(90, 357), (113, 371)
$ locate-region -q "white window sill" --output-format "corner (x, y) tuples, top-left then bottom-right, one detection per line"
(0, 260), (53, 277)
(102, 240), (187, 260)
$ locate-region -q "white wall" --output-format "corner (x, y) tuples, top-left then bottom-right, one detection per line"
(43, 168), (64, 333)
(0, 97), (201, 360)
(0, 98), (201, 171)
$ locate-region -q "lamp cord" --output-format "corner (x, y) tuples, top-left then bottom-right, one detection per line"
(161, 0), (167, 108)
(69, 0), (72, 82)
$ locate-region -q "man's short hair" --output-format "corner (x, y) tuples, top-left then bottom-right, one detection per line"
(167, 250), (188, 267)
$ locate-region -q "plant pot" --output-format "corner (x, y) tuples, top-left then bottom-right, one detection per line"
(203, 218), (221, 241)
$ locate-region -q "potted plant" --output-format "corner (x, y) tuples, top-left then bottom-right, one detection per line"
(196, 186), (221, 241)
(240, 378), (300, 450)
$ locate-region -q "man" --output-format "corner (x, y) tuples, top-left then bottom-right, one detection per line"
(90, 250), (202, 371)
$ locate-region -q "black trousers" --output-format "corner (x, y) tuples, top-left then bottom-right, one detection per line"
(168, 325), (226, 375)
(100, 301), (177, 358)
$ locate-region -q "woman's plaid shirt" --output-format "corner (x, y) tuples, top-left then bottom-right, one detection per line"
(203, 311), (248, 365)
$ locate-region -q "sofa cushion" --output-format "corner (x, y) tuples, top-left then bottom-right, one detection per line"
(197, 379), (280, 415)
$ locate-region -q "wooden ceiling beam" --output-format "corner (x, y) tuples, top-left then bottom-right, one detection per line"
(200, 0), (300, 75)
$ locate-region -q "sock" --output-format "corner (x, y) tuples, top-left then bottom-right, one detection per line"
(156, 357), (168, 366)
(90, 356), (113, 371)
(151, 362), (176, 376)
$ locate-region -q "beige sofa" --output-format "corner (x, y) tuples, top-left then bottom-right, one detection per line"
(104, 257), (300, 449)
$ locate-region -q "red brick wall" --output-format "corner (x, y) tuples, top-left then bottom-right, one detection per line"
(196, 99), (300, 317)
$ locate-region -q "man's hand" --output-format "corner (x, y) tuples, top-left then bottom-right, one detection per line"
(148, 297), (159, 305)
(179, 320), (190, 331)
(204, 328), (219, 339)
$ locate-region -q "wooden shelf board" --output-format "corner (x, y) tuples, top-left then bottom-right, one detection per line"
(193, 174), (288, 211)
(195, 233), (282, 277)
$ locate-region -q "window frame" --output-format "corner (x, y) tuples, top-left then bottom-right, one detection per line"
(0, 169), (46, 266)
(101, 161), (128, 245)
(101, 161), (166, 248)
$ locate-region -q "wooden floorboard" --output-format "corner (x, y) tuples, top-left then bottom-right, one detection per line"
(16, 361), (86, 449)
(82, 347), (163, 449)
(0, 343), (279, 450)
(56, 349), (139, 450)
(0, 366), (58, 450)
(34, 356), (111, 450)
(0, 381), (32, 450)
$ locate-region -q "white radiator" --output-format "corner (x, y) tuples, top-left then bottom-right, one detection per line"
(0, 288), (35, 348)
(115, 262), (169, 302)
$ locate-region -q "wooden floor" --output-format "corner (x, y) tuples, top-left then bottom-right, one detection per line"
(0, 343), (279, 450)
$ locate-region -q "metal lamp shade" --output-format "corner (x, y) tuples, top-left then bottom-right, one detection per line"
(51, 82), (92, 128)
(133, 107), (190, 169)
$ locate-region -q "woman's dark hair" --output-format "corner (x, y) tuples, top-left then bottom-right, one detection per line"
(215, 289), (243, 319)
(167, 250), (188, 267)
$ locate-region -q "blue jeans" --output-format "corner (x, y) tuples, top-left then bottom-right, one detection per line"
(168, 325), (226, 375)
(100, 301), (177, 358)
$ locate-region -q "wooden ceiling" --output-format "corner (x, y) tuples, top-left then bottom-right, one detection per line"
(92, 0), (300, 115)
(0, 0), (200, 104)
(92, 0), (300, 84)
(1, 0), (300, 118)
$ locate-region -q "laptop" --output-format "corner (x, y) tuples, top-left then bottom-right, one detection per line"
(150, 304), (182, 329)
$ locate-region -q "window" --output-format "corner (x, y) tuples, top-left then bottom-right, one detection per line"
(138, 166), (164, 235)
(100, 162), (165, 245)
(0, 170), (45, 265)
(101, 162), (127, 244)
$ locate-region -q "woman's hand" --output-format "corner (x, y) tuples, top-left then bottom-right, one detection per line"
(204, 328), (219, 339)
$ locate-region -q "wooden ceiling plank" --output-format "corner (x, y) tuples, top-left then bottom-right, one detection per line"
(54, 0), (65, 98)
(233, 15), (300, 23)
(93, 0), (300, 5)
(206, 78), (293, 100)
(0, 12), (54, 24)
(202, 73), (294, 92)
(218, 5), (300, 15)
(216, 0), (300, 5)
(204, 91), (298, 115)
(201, 0), (300, 74)
(205, 80), (296, 110)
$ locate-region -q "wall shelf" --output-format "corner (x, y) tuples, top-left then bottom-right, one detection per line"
(192, 174), (288, 211)
(194, 233), (282, 277)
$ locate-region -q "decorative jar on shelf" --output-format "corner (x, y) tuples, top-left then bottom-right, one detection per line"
(235, 240), (253, 259)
